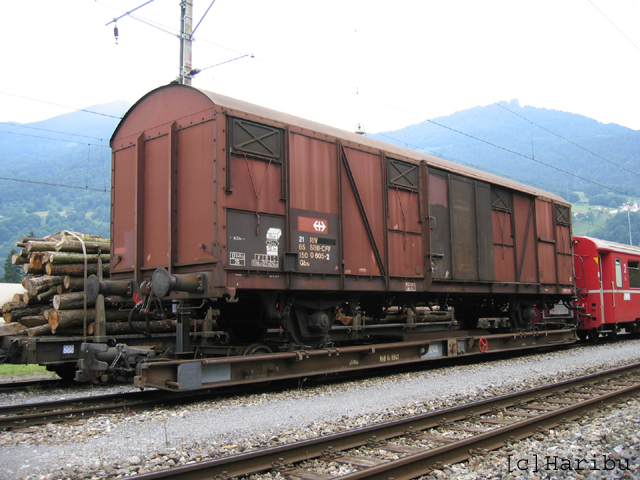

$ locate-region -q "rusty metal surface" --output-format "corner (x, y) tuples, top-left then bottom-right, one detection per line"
(123, 85), (568, 205)
(341, 146), (385, 278)
(175, 117), (218, 266)
(387, 159), (423, 278)
(388, 188), (420, 233)
(111, 86), (218, 282)
(492, 209), (515, 281)
(142, 132), (170, 270)
(288, 133), (339, 214)
(555, 216), (573, 288)
(427, 171), (494, 283)
(227, 155), (285, 215)
(137, 330), (577, 391)
(111, 84), (574, 301)
(450, 175), (479, 280)
(428, 171), (452, 280)
(535, 199), (557, 285)
(111, 144), (136, 273)
(388, 231), (423, 278)
(512, 194), (538, 284)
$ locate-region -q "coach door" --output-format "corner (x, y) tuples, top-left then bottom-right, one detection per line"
(598, 255), (605, 325)
(611, 257), (623, 321)
(597, 254), (610, 325)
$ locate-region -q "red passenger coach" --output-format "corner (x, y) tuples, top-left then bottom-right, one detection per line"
(574, 236), (640, 340)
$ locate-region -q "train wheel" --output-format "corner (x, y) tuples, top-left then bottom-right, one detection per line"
(243, 344), (273, 355)
(283, 305), (328, 350)
(588, 329), (600, 343)
(577, 330), (588, 341)
(608, 329), (619, 341)
(243, 344), (273, 386)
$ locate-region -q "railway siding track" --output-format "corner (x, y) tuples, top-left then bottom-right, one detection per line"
(0, 337), (579, 432)
(0, 378), (63, 394)
(125, 361), (640, 480)
(0, 390), (188, 430)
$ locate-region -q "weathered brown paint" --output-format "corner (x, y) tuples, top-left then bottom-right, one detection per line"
(110, 84), (574, 300)
(175, 117), (218, 266)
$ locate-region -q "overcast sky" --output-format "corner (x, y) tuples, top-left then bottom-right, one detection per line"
(1, 0), (639, 135)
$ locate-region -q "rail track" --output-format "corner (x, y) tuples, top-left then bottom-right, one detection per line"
(0, 389), (172, 430)
(0, 340), (580, 432)
(0, 378), (64, 394)
(0, 339), (622, 432)
(114, 361), (640, 480)
(0, 384), (246, 431)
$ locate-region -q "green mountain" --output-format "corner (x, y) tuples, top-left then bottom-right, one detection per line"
(0, 101), (131, 278)
(372, 100), (640, 201)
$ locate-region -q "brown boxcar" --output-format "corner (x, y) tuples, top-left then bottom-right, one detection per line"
(107, 84), (574, 348)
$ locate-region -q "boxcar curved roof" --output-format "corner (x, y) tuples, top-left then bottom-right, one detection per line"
(114, 84), (568, 204)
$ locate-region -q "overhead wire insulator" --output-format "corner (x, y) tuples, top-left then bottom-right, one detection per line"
(114, 23), (119, 44)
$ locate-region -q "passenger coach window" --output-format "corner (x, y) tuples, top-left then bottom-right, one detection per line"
(615, 258), (623, 288)
(630, 261), (640, 288)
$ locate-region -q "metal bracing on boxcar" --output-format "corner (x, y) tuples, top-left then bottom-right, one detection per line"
(339, 142), (387, 282)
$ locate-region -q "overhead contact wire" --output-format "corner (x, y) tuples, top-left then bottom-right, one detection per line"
(495, 102), (640, 179)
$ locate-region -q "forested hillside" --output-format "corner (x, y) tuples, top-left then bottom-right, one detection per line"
(373, 100), (640, 201)
(0, 101), (130, 278)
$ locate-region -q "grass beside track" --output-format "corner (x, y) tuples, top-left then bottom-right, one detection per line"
(0, 364), (53, 378)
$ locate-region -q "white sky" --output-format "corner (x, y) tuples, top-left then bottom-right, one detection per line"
(1, 0), (639, 135)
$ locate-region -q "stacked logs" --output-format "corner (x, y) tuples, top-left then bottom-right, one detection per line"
(3, 232), (180, 337)
(2, 232), (115, 337)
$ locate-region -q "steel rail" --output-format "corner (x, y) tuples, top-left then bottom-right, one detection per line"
(0, 390), (190, 430)
(0, 378), (63, 394)
(127, 361), (640, 480)
(338, 381), (640, 480)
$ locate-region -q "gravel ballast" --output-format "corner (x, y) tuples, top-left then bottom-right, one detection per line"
(1, 339), (640, 480)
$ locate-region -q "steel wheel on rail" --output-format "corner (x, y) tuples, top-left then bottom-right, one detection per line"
(243, 344), (273, 355)
(282, 302), (329, 350)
